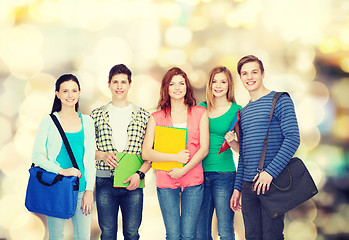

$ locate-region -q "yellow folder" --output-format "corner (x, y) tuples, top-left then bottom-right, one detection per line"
(152, 126), (187, 171)
(113, 153), (145, 188)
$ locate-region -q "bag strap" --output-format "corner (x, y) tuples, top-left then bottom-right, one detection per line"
(257, 92), (289, 172)
(49, 114), (79, 170)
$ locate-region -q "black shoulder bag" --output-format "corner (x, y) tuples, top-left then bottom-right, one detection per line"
(254, 92), (318, 219)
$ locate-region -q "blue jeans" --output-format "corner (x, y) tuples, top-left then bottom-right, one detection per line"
(241, 181), (284, 240)
(157, 184), (203, 240)
(197, 172), (236, 240)
(47, 191), (91, 240)
(96, 177), (143, 240)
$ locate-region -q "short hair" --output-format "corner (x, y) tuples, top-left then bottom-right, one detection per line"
(237, 55), (264, 75)
(158, 67), (196, 114)
(108, 64), (132, 83)
(206, 66), (236, 110)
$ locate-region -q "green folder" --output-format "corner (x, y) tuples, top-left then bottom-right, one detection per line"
(113, 153), (145, 188)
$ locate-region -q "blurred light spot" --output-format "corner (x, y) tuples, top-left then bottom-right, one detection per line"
(129, 75), (160, 110)
(25, 72), (56, 96)
(319, 37), (341, 54)
(285, 220), (317, 240)
(288, 199), (317, 222)
(0, 143), (27, 177)
(340, 28), (349, 44)
(165, 26), (192, 47)
(299, 127), (321, 151)
(331, 78), (349, 109)
(206, 1), (232, 22)
(0, 24), (43, 79)
(303, 160), (325, 190)
(0, 76), (26, 117)
(315, 191), (334, 208)
(261, 0), (327, 43)
(14, 126), (36, 160)
(158, 49), (187, 66)
(307, 81), (329, 106)
(0, 195), (28, 229)
(0, 116), (12, 146)
(0, 7), (15, 31)
(190, 47), (212, 65)
(29, 1), (58, 23)
(18, 92), (53, 130)
(128, 20), (161, 61)
(308, 145), (345, 177)
(297, 97), (325, 129)
(339, 57), (349, 73)
(188, 70), (207, 89)
(10, 213), (45, 240)
(161, 3), (181, 21)
(75, 1), (109, 31)
(189, 15), (209, 31)
(333, 113), (349, 141)
(177, 0), (199, 5)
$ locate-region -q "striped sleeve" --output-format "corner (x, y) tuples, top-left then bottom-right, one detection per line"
(264, 94), (300, 178)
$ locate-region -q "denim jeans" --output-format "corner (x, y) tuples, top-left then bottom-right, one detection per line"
(157, 183), (203, 240)
(46, 191), (91, 240)
(241, 181), (284, 240)
(197, 172), (236, 240)
(96, 177), (143, 240)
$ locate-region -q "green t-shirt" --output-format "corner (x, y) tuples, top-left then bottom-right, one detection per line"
(198, 101), (241, 172)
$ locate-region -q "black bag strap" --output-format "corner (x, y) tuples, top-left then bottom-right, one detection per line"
(258, 92), (289, 172)
(49, 114), (79, 170)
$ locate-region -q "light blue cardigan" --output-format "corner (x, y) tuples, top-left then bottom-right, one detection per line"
(32, 112), (96, 191)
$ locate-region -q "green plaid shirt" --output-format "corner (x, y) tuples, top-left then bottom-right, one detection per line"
(90, 102), (150, 172)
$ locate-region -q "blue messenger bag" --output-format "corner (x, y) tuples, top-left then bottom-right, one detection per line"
(25, 114), (80, 219)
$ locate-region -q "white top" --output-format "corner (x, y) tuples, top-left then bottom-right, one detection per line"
(109, 103), (133, 152)
(173, 122), (187, 128)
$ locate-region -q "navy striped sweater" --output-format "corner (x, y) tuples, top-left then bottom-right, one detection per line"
(234, 91), (300, 191)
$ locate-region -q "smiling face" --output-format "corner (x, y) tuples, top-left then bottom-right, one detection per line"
(108, 73), (131, 101)
(55, 80), (80, 108)
(168, 75), (187, 101)
(212, 72), (229, 99)
(239, 61), (265, 93)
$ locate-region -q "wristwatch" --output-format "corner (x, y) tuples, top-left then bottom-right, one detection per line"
(136, 170), (145, 180)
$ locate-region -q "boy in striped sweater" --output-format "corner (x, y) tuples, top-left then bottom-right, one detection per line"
(230, 55), (300, 239)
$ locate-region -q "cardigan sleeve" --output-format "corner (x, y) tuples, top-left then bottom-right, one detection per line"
(31, 115), (61, 174)
(82, 115), (97, 191)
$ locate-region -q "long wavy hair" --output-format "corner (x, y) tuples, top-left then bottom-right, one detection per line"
(158, 67), (196, 114)
(206, 66), (236, 110)
(51, 74), (80, 113)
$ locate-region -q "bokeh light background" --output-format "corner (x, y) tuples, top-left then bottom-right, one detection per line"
(0, 0), (348, 239)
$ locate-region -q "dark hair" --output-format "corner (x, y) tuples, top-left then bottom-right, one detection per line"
(108, 64), (132, 83)
(158, 67), (196, 114)
(206, 66), (236, 110)
(237, 55), (265, 75)
(51, 74), (80, 113)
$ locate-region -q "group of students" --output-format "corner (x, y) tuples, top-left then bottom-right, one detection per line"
(31, 54), (300, 240)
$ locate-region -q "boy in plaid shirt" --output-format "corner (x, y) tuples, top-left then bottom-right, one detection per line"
(91, 64), (150, 240)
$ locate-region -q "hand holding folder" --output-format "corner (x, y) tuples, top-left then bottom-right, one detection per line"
(113, 153), (145, 188)
(218, 111), (239, 154)
(152, 126), (187, 171)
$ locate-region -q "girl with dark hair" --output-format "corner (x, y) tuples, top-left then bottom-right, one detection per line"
(197, 66), (241, 240)
(32, 74), (96, 239)
(142, 67), (209, 240)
